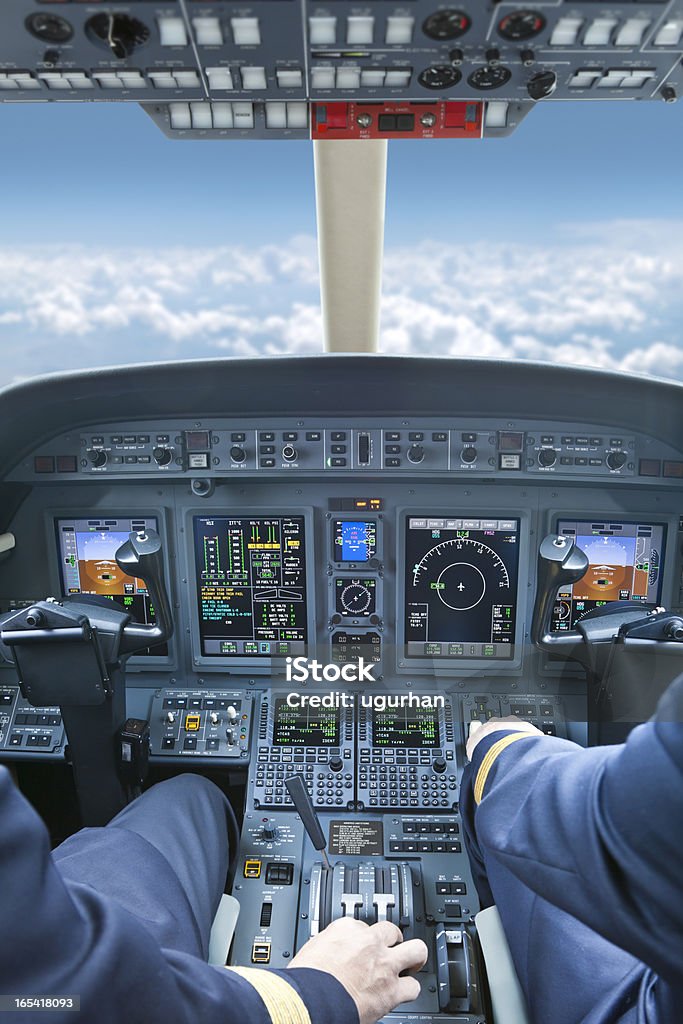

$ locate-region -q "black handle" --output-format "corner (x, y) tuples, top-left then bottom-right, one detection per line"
(531, 533), (589, 655)
(285, 774), (328, 855)
(115, 529), (174, 655)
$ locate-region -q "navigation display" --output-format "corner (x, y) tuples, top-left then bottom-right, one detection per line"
(55, 515), (167, 657)
(372, 707), (440, 748)
(272, 698), (339, 746)
(404, 517), (520, 660)
(333, 520), (377, 562)
(194, 516), (308, 657)
(551, 519), (666, 630)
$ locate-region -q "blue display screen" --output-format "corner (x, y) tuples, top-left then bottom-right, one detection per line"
(334, 520), (377, 562)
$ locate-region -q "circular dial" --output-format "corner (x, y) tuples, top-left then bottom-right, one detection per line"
(607, 450), (627, 471)
(422, 10), (471, 41)
(412, 537), (511, 612)
(418, 65), (461, 90)
(85, 14), (150, 58)
(338, 581), (374, 615)
(498, 10), (546, 41)
(468, 65), (512, 91)
(26, 13), (73, 43)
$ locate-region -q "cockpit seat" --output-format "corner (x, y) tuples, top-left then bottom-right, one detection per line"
(475, 907), (531, 1024)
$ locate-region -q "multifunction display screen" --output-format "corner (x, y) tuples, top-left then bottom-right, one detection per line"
(372, 707), (440, 748)
(404, 516), (520, 660)
(333, 520), (377, 562)
(55, 516), (166, 657)
(551, 519), (666, 630)
(194, 516), (308, 657)
(272, 698), (339, 746)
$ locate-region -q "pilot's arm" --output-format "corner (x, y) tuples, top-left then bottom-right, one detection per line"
(462, 675), (683, 994)
(0, 767), (426, 1024)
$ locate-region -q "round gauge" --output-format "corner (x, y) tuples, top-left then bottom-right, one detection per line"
(498, 10), (546, 41)
(468, 65), (512, 91)
(418, 65), (462, 90)
(553, 600), (571, 622)
(26, 12), (73, 43)
(412, 537), (511, 611)
(336, 578), (376, 616)
(422, 10), (471, 41)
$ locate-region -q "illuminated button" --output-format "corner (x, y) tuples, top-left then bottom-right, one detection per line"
(212, 102), (233, 128)
(206, 67), (234, 91)
(287, 103), (308, 129)
(386, 16), (414, 45)
(266, 101), (287, 128)
(277, 69), (303, 89)
(569, 69), (601, 88)
(618, 69), (655, 88)
(312, 67), (335, 89)
(193, 17), (223, 46)
(347, 16), (374, 45)
(231, 17), (261, 46)
(583, 18), (617, 46)
(169, 103), (191, 129)
(232, 102), (255, 129)
(38, 73), (71, 90)
(336, 67), (361, 89)
(384, 68), (411, 87)
(550, 17), (583, 46)
(485, 101), (508, 127)
(309, 17), (337, 45)
(149, 71), (177, 89)
(174, 70), (201, 88)
(361, 69), (385, 87)
(241, 67), (267, 90)
(654, 20), (683, 46)
(158, 16), (188, 47)
(190, 103), (212, 129)
(615, 18), (650, 47)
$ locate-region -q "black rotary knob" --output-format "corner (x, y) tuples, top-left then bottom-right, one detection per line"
(87, 448), (107, 468)
(538, 448), (557, 468)
(153, 447), (173, 466)
(433, 756), (447, 774)
(407, 444), (425, 464)
(230, 446), (246, 463)
(606, 450), (627, 471)
(329, 756), (344, 773)
(282, 444), (298, 462)
(461, 446), (477, 464)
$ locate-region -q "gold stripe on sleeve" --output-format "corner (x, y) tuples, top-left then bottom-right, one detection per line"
(225, 967), (312, 1024)
(474, 733), (534, 805)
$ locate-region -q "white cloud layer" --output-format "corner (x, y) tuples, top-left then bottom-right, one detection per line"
(0, 221), (682, 387)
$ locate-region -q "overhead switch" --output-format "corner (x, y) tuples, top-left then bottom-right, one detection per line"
(386, 16), (414, 45)
(615, 18), (650, 47)
(276, 69), (303, 88)
(654, 20), (683, 46)
(550, 18), (583, 46)
(158, 17), (188, 47)
(241, 67), (267, 90)
(583, 18), (617, 46)
(193, 17), (223, 46)
(207, 67), (234, 91)
(347, 16), (374, 45)
(231, 18), (261, 46)
(309, 17), (337, 45)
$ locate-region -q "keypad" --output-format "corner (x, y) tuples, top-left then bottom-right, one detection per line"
(254, 746), (352, 808)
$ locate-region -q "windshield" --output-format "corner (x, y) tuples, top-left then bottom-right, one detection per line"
(2, 98), (682, 386)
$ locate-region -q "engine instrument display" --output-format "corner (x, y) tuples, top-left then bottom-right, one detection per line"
(551, 519), (666, 630)
(404, 517), (520, 660)
(194, 516), (308, 657)
(272, 698), (340, 747)
(372, 707), (440, 748)
(333, 520), (377, 562)
(55, 515), (166, 657)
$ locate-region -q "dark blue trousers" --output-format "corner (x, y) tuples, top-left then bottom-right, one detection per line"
(53, 774), (230, 961)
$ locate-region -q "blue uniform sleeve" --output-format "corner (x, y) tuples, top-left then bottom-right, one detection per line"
(466, 682), (683, 990)
(0, 767), (357, 1024)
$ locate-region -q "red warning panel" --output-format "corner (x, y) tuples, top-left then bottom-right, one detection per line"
(312, 101), (483, 140)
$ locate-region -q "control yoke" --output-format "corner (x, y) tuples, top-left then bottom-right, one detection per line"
(0, 529), (173, 825)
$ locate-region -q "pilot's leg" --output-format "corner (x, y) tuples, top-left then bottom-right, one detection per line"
(52, 774), (231, 961)
(460, 767), (654, 1024)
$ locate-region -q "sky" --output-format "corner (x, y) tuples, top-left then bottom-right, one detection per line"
(0, 98), (682, 386)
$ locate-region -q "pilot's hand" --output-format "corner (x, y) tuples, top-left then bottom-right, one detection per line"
(467, 716), (543, 762)
(288, 917), (428, 1024)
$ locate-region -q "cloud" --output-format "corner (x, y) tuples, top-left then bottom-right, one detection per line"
(0, 222), (681, 387)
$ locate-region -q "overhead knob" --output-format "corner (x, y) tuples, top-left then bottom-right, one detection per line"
(606, 450), (627, 471)
(227, 705), (239, 725)
(407, 444), (425, 464)
(153, 447), (173, 466)
(261, 819), (278, 841)
(282, 444), (297, 462)
(226, 728), (235, 745)
(538, 448), (557, 468)
(486, 47), (500, 65)
(461, 446), (477, 464)
(230, 446), (246, 463)
(210, 711), (220, 726)
(527, 70), (557, 100)
(87, 448), (107, 468)
(433, 756), (447, 774)
(166, 711), (176, 724)
(329, 756), (344, 773)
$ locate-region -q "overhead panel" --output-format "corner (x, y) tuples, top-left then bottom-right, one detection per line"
(0, 2), (681, 139)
